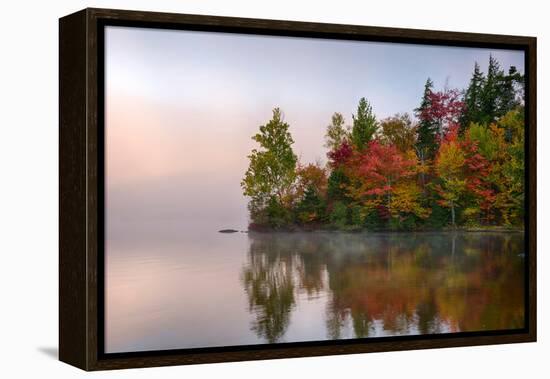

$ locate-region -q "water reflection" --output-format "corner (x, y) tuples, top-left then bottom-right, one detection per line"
(106, 230), (524, 352)
(242, 232), (525, 343)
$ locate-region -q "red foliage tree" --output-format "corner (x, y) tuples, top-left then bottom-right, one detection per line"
(327, 139), (353, 168)
(358, 141), (415, 195)
(418, 88), (464, 140)
(349, 140), (416, 216)
(435, 126), (495, 224)
(461, 138), (496, 222)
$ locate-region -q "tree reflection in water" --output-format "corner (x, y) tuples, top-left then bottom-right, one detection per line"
(241, 238), (296, 343)
(241, 232), (525, 343)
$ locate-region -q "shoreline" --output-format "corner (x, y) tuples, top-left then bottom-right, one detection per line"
(220, 226), (525, 234)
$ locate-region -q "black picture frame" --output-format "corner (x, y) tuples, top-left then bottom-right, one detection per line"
(59, 7), (537, 371)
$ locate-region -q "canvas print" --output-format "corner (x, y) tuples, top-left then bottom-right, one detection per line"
(104, 26), (526, 353)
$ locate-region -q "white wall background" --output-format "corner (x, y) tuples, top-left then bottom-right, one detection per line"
(0, 0), (547, 377)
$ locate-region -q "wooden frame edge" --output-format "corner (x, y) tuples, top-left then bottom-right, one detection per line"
(59, 8), (89, 371)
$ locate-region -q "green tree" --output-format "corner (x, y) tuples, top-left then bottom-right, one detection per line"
(295, 186), (327, 224)
(496, 66), (523, 117)
(414, 78), (437, 161)
(467, 122), (499, 161)
(351, 97), (377, 150)
(264, 197), (292, 228)
(329, 201), (348, 228)
(497, 109), (525, 224)
(327, 168), (350, 203)
(242, 108), (298, 225)
(325, 112), (349, 150)
(480, 55), (501, 124)
(461, 62), (485, 132)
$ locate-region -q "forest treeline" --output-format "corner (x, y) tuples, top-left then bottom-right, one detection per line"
(241, 56), (525, 231)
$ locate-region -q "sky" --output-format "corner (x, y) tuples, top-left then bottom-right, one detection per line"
(105, 25), (525, 234)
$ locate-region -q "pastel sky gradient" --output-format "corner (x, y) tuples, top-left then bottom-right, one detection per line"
(105, 26), (525, 234)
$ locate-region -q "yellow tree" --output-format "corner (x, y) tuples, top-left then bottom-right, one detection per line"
(497, 110), (525, 225)
(379, 113), (417, 153)
(467, 109), (524, 225)
(434, 133), (467, 226)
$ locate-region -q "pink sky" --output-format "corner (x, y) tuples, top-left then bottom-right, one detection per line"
(105, 26), (525, 235)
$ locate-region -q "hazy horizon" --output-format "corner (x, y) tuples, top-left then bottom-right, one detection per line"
(105, 26), (525, 235)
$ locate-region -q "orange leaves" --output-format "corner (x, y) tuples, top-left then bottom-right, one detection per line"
(434, 125), (496, 224)
(295, 162), (328, 198)
(337, 140), (428, 219)
(357, 140), (416, 192)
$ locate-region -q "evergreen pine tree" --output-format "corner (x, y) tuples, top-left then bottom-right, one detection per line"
(351, 97), (377, 150)
(480, 55), (502, 124)
(496, 66), (522, 117)
(414, 78), (437, 161)
(460, 62), (485, 133)
(327, 168), (349, 202)
(295, 185), (326, 224)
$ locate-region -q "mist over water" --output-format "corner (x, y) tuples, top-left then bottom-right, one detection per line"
(105, 230), (524, 353)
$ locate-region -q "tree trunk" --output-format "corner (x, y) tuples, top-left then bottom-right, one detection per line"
(415, 148), (426, 192)
(451, 201), (456, 227)
(387, 180), (392, 216)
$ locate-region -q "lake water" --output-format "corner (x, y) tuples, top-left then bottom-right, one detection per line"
(105, 230), (525, 353)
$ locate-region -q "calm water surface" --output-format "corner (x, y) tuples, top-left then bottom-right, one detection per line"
(105, 230), (525, 353)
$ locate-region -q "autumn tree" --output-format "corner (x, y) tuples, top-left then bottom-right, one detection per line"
(351, 141), (416, 218)
(459, 136), (495, 224)
(501, 133), (524, 224)
(496, 109), (525, 224)
(415, 81), (464, 194)
(466, 122), (500, 161)
(434, 130), (466, 226)
(326, 140), (353, 205)
(327, 139), (353, 168)
(419, 88), (464, 140)
(242, 108), (297, 227)
(351, 97), (378, 150)
(390, 180), (431, 224)
(295, 163), (328, 199)
(466, 108), (524, 225)
(239, 69), (524, 231)
(379, 113), (417, 153)
(293, 163), (328, 224)
(434, 127), (494, 226)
